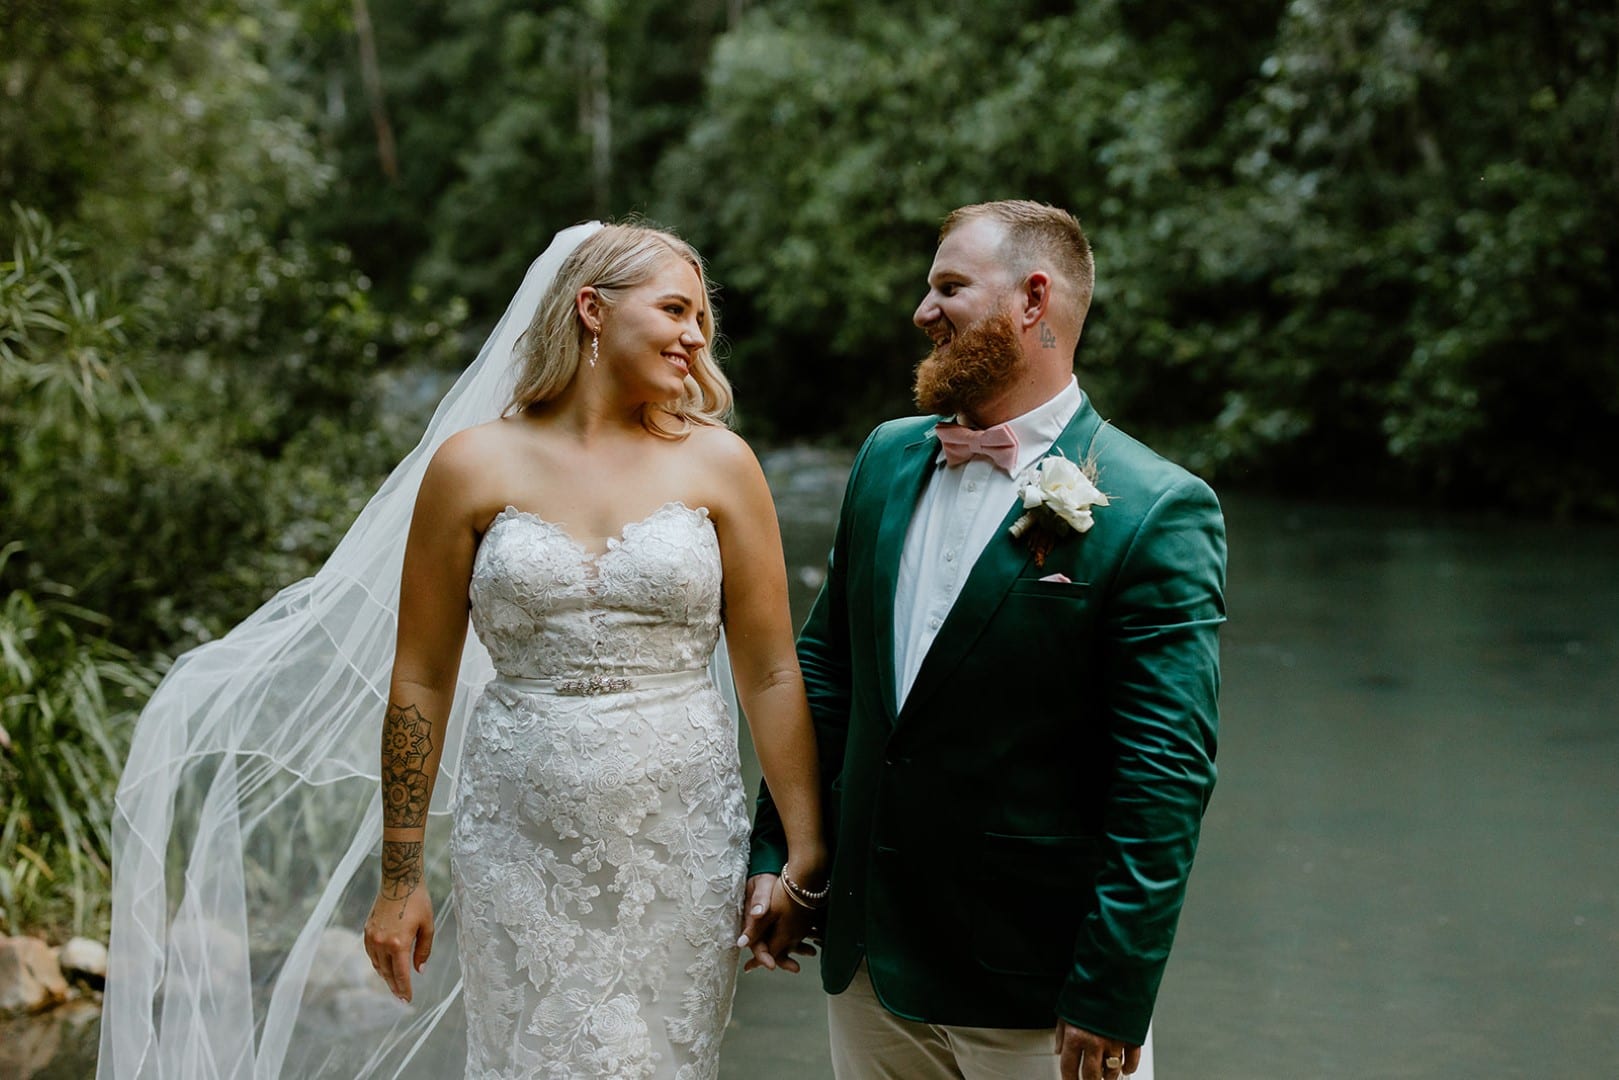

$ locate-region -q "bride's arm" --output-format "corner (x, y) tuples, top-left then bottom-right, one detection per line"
(702, 430), (827, 958)
(363, 431), (483, 1003)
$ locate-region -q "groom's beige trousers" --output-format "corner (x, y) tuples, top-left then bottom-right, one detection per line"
(828, 961), (1155, 1080)
(827, 961), (1059, 1079)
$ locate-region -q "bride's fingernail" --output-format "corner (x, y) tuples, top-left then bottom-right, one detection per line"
(751, 905), (764, 916)
(736, 934), (749, 948)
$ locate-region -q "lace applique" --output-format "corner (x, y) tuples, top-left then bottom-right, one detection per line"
(451, 502), (746, 1079)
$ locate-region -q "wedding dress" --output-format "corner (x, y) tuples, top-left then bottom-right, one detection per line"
(100, 223), (757, 1079)
(450, 502), (748, 1079)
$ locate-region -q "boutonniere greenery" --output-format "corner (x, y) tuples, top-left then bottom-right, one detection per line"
(1008, 453), (1108, 567)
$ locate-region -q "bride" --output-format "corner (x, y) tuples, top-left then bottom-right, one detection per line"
(100, 222), (825, 1079)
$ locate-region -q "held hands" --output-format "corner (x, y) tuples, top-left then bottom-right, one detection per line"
(364, 885), (434, 1004)
(736, 873), (820, 973)
(1056, 1022), (1140, 1080)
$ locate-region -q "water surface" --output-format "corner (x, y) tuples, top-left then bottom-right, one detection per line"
(14, 453), (1616, 1078)
(724, 458), (1619, 1078)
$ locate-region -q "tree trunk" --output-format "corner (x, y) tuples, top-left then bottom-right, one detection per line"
(582, 25), (612, 218)
(352, 0), (399, 183)
(1610, 0), (1619, 185)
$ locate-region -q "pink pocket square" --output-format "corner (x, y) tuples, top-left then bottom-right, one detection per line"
(1038, 572), (1072, 584)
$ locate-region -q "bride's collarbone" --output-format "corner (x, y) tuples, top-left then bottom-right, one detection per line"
(477, 427), (726, 538)
(484, 495), (710, 550)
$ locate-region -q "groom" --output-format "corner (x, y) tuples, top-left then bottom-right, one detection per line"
(746, 200), (1225, 1080)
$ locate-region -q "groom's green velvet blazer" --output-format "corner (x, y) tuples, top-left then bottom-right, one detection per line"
(750, 396), (1226, 1045)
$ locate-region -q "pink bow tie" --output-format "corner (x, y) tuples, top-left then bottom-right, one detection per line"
(934, 421), (1020, 473)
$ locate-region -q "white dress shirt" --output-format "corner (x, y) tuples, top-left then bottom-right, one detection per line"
(892, 378), (1083, 709)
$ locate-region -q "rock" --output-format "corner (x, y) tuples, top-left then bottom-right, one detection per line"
(0, 937), (69, 1018)
(56, 937), (108, 989)
(324, 985), (408, 1031)
(305, 926), (373, 995)
(0, 999), (101, 1080)
(300, 927), (405, 1033)
(0, 1010), (63, 1080)
(157, 918), (248, 1014)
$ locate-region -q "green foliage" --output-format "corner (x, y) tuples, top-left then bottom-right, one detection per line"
(0, 203), (462, 655)
(294, 0), (736, 315)
(655, 0), (1618, 513)
(0, 0), (1615, 943)
(0, 546), (163, 939)
(1152, 0), (1619, 512)
(1, 1), (465, 935)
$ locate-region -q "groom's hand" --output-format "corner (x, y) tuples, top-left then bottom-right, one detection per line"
(737, 874), (817, 973)
(1056, 1021), (1140, 1080)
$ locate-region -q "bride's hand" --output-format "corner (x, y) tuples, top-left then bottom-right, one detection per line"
(737, 873), (820, 973)
(364, 886), (435, 1003)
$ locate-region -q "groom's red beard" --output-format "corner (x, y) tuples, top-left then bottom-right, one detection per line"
(912, 309), (1025, 417)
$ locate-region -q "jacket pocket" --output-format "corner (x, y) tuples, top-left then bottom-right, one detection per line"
(1006, 578), (1091, 601)
(971, 832), (1099, 977)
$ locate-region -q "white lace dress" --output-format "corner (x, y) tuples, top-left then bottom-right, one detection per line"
(449, 502), (749, 1080)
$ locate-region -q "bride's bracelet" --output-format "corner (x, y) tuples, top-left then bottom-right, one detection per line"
(779, 865), (829, 910)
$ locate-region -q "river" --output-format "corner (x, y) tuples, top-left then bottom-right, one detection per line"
(724, 451), (1619, 1079)
(7, 448), (1615, 1077)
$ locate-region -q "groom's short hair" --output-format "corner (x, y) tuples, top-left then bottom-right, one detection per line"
(941, 200), (1094, 312)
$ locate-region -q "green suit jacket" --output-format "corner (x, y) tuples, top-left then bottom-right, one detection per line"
(750, 396), (1225, 1045)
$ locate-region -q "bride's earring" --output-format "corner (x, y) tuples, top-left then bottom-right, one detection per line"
(590, 329), (600, 368)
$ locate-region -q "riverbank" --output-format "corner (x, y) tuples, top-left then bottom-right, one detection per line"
(0, 936), (105, 1079)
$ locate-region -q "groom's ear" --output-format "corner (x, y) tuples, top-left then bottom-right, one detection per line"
(1018, 271), (1052, 328)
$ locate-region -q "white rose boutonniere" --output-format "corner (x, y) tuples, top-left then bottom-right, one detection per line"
(1008, 454), (1108, 567)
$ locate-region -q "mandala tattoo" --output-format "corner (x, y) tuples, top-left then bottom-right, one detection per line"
(382, 702), (433, 829)
(381, 840), (424, 901)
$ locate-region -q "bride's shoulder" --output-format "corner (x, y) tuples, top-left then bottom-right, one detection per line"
(426, 421), (503, 475)
(680, 424), (772, 524)
(417, 420), (527, 515)
(683, 421), (748, 456)
(683, 423), (761, 477)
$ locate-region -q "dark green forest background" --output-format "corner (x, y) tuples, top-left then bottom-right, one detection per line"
(2, 0), (1616, 938)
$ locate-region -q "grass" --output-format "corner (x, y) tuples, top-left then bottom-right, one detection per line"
(0, 542), (162, 940)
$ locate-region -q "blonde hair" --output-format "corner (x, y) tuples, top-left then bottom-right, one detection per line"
(507, 222), (732, 437)
(941, 200), (1094, 313)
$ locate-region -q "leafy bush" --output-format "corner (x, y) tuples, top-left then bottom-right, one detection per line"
(0, 0), (467, 934)
(657, 0), (1619, 514)
(0, 547), (162, 939)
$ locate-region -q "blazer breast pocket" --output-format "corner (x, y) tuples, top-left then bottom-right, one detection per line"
(1006, 577), (1091, 601)
(999, 577), (1096, 651)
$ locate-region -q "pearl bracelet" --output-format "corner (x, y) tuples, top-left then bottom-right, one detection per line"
(780, 865), (829, 909)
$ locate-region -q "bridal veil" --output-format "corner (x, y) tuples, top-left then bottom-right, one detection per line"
(99, 225), (616, 1078)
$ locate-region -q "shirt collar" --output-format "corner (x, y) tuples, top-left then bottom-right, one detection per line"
(933, 377), (1083, 474)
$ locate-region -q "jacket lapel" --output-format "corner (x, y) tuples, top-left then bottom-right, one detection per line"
(872, 430), (941, 721)
(896, 398), (1105, 728)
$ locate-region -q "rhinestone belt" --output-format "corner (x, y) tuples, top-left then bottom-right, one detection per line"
(491, 669), (707, 697)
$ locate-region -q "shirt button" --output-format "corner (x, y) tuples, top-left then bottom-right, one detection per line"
(928, 618), (941, 630)
(944, 550), (955, 562)
(966, 482), (978, 493)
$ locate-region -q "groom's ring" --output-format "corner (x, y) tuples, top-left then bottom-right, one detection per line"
(1104, 1053), (1124, 1069)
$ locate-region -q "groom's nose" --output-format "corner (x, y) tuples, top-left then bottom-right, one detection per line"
(914, 294), (939, 329)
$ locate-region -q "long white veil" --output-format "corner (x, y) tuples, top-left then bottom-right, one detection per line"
(100, 223), (604, 1078)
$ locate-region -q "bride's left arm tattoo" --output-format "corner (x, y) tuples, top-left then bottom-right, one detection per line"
(382, 702), (434, 829)
(381, 839), (424, 903)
